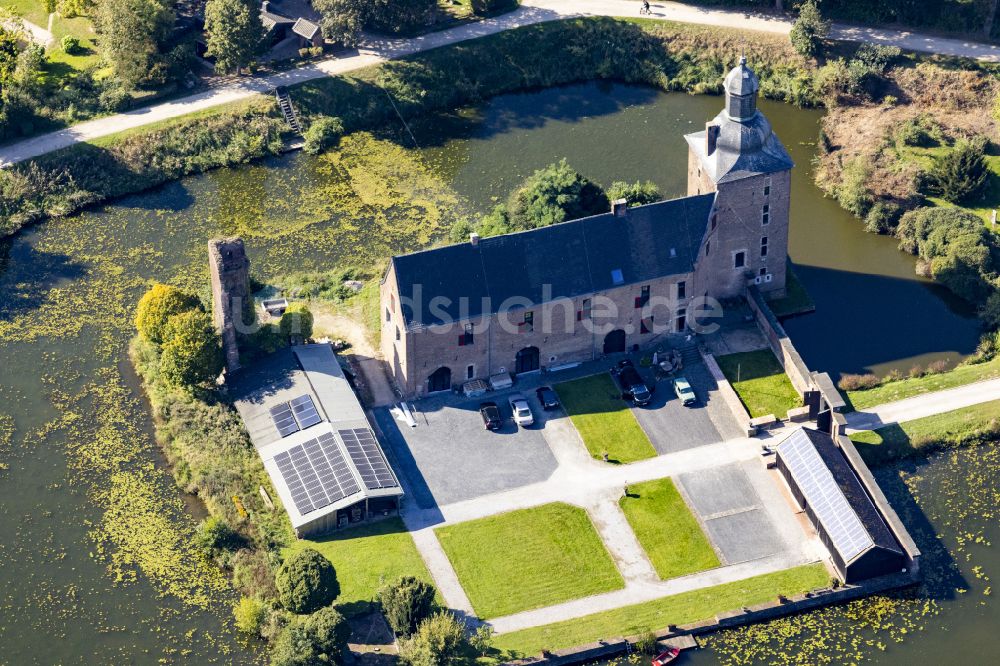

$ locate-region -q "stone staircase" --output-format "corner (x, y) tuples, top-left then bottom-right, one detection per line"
(274, 86), (302, 135)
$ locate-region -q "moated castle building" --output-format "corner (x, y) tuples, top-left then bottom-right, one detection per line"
(380, 58), (794, 398)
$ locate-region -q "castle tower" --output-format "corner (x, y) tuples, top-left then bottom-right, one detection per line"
(684, 56), (794, 299)
(208, 237), (251, 376)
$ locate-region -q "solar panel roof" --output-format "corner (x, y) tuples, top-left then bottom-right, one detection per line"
(778, 429), (874, 563)
(273, 431), (362, 515)
(339, 428), (399, 490)
(270, 403), (300, 438)
(291, 394), (322, 430)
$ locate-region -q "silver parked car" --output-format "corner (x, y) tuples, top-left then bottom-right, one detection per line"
(507, 393), (534, 427)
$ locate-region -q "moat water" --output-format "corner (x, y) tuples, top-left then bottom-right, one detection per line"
(0, 81), (994, 664)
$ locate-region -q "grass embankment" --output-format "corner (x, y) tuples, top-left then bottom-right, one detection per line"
(492, 563), (830, 657)
(435, 503), (624, 619)
(845, 355), (1000, 410)
(286, 517), (437, 616)
(1, 17), (817, 239)
(716, 350), (800, 419)
(555, 373), (657, 463)
(766, 263), (815, 318)
(850, 399), (1000, 466)
(619, 478), (720, 580)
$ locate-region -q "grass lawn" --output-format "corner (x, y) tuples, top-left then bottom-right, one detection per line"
(845, 356), (1000, 410)
(850, 399), (1000, 466)
(766, 262), (814, 318)
(715, 350), (800, 419)
(491, 564), (830, 658)
(554, 373), (657, 463)
(435, 503), (624, 619)
(619, 478), (719, 580)
(285, 517), (436, 616)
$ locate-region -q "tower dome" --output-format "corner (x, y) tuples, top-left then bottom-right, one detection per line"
(723, 55), (759, 122)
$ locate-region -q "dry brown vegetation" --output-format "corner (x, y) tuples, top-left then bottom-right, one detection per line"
(816, 61), (1000, 210)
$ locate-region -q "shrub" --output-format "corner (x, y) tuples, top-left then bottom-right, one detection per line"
(378, 576), (436, 638)
(470, 0), (518, 16)
(303, 605), (350, 656)
(506, 159), (609, 230)
(925, 359), (950, 374)
(635, 630), (658, 655)
(195, 516), (245, 555)
(159, 310), (225, 388)
(923, 138), (990, 204)
(98, 85), (132, 112)
(470, 625), (494, 657)
(279, 302), (314, 341)
(894, 114), (943, 148)
(135, 284), (201, 344)
(303, 116), (345, 155)
(980, 291), (1000, 330)
(835, 157), (874, 217)
(234, 596), (269, 635)
(61, 35), (82, 55)
(270, 606), (349, 666)
(276, 548), (340, 614)
(863, 200), (902, 235)
(789, 0), (829, 58)
(837, 373), (880, 391)
(398, 611), (469, 666)
(606, 180), (662, 206)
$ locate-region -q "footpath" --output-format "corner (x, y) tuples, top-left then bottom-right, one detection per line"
(4, 0), (1000, 167)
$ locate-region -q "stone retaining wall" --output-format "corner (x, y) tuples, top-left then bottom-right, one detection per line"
(746, 286), (812, 397)
(700, 348), (755, 435)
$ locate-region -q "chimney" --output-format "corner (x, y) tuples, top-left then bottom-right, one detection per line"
(611, 198), (628, 218)
(261, 0), (270, 12)
(705, 123), (720, 156)
(469, 232), (480, 247)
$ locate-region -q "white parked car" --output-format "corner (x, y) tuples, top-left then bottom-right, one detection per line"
(508, 393), (534, 427)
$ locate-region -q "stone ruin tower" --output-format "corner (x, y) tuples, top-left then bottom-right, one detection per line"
(208, 237), (251, 376)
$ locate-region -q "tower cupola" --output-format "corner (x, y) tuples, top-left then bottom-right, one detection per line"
(723, 55), (759, 122)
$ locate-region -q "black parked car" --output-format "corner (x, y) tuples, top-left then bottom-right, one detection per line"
(611, 359), (653, 406)
(479, 401), (502, 430)
(536, 386), (561, 410)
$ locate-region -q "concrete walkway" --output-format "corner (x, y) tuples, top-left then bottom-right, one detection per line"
(2, 16), (54, 48)
(5, 0), (1000, 167)
(845, 377), (1000, 433)
(398, 418), (818, 632)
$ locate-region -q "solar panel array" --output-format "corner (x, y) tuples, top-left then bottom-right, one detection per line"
(271, 394), (323, 438)
(291, 394), (322, 429)
(273, 431), (361, 515)
(270, 403), (300, 438)
(339, 428), (399, 490)
(778, 430), (874, 563)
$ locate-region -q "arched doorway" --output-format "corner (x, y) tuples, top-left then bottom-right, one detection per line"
(427, 366), (451, 393)
(515, 346), (540, 374)
(603, 329), (626, 355)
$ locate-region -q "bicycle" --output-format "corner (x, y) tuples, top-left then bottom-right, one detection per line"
(639, 3), (652, 15)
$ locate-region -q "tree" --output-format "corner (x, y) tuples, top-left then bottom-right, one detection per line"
(271, 623), (323, 666)
(378, 576), (436, 638)
(367, 0), (436, 36)
(469, 625), (494, 657)
(924, 138), (989, 204)
(469, 0), (517, 15)
(398, 612), (470, 666)
(789, 0), (828, 58)
(94, 0), (175, 88)
(606, 180), (662, 207)
(506, 159), (609, 230)
(276, 548), (340, 614)
(279, 303), (314, 341)
(981, 291), (1000, 330)
(204, 0), (264, 74)
(135, 283), (201, 344)
(159, 310), (225, 387)
(313, 0), (366, 47)
(269, 607), (349, 666)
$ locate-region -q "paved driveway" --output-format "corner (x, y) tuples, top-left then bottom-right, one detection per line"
(373, 389), (558, 510)
(677, 461), (799, 565)
(630, 357), (745, 455)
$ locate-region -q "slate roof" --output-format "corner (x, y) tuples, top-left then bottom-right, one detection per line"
(777, 428), (903, 565)
(292, 17), (321, 40)
(724, 56), (759, 97)
(685, 109), (794, 184)
(390, 194), (715, 328)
